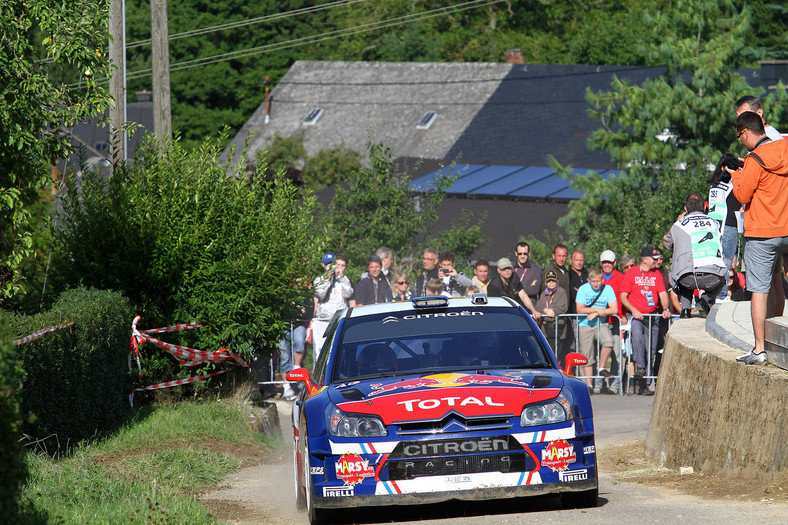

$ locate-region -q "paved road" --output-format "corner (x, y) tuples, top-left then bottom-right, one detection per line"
(203, 395), (788, 524)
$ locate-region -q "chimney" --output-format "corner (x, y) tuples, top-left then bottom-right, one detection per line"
(505, 49), (524, 65)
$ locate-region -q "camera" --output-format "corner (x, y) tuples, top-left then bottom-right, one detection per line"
(719, 153), (743, 183)
(441, 268), (450, 274)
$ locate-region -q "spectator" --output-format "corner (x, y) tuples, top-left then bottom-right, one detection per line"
(708, 153), (743, 300)
(355, 254), (393, 306)
(619, 246), (672, 395)
(391, 272), (412, 301)
(620, 255), (636, 273)
(471, 259), (491, 293)
(278, 302), (310, 400)
(663, 193), (727, 319)
(568, 249), (589, 313)
(488, 257), (541, 320)
(360, 246), (394, 288)
(575, 268), (618, 393)
(543, 244), (571, 299)
(595, 250), (625, 395)
(438, 251), (472, 297)
(727, 111), (788, 365)
(465, 285), (482, 297)
(734, 95), (784, 142)
(313, 253), (354, 359)
(414, 248), (440, 296)
(514, 241), (543, 303)
(425, 278), (446, 296)
(535, 271), (569, 357)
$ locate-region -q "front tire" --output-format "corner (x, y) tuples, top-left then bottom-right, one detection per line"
(305, 448), (333, 525)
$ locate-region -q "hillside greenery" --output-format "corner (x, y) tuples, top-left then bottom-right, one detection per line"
(121, 0), (788, 149)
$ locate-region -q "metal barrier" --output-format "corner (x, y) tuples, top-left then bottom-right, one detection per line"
(547, 313), (676, 396)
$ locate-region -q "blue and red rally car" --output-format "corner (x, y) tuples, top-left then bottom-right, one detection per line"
(287, 295), (597, 524)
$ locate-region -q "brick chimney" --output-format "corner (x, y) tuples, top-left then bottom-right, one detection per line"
(505, 49), (524, 64)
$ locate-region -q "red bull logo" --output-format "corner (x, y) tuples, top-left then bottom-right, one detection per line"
(369, 373), (529, 396)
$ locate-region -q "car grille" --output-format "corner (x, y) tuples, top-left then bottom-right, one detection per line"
(396, 413), (512, 436)
(385, 435), (534, 480)
(387, 452), (535, 480)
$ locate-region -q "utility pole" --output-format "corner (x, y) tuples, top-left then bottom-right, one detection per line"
(151, 0), (172, 139)
(108, 0), (126, 162)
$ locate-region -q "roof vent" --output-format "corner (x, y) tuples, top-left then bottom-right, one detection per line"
(416, 111), (437, 130)
(303, 107), (324, 126)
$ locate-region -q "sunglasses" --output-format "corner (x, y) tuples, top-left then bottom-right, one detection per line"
(737, 129), (746, 140)
(397, 281), (408, 285)
(516, 251), (529, 256)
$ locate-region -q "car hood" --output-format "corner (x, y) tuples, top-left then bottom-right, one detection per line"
(328, 370), (565, 425)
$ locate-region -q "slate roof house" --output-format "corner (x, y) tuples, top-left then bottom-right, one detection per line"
(225, 58), (787, 261)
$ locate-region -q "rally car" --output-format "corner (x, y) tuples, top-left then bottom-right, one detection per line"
(287, 295), (597, 524)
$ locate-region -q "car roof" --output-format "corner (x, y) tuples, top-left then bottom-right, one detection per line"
(345, 296), (518, 318)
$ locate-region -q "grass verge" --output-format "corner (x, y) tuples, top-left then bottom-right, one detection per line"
(18, 393), (279, 524)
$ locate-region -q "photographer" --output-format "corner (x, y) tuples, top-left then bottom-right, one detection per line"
(313, 253), (354, 359)
(438, 251), (472, 297)
(663, 194), (727, 319)
(708, 153), (743, 300)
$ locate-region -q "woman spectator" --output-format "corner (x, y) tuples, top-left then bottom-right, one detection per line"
(535, 271), (569, 356)
(391, 273), (412, 301)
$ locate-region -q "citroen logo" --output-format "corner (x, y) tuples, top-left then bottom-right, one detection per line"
(382, 316), (399, 324)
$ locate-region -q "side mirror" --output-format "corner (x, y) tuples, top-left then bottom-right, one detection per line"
(563, 352), (588, 376)
(286, 367), (316, 395)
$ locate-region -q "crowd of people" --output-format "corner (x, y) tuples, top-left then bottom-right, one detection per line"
(273, 95), (788, 400)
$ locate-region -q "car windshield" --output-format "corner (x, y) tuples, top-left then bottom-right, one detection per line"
(331, 307), (552, 381)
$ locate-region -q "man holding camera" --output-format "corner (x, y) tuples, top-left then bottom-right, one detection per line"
(312, 253), (354, 359)
(726, 111), (788, 365)
(438, 251), (472, 297)
(663, 193), (727, 319)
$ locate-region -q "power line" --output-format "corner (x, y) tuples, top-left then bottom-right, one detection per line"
(126, 0), (369, 49)
(126, 0), (505, 80)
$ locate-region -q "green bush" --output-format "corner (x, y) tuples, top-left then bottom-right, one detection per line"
(0, 311), (24, 519)
(52, 135), (324, 366)
(12, 287), (134, 452)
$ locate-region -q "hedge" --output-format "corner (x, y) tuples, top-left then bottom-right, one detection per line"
(0, 311), (23, 518)
(12, 287), (134, 452)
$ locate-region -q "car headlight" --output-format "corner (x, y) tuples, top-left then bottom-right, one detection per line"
(520, 393), (572, 427)
(327, 404), (387, 437)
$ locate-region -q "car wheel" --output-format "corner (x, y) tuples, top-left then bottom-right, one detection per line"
(305, 448), (332, 525)
(561, 487), (599, 509)
(294, 444), (306, 511)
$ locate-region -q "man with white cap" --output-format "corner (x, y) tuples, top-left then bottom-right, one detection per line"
(595, 249), (625, 394)
(488, 257), (541, 321)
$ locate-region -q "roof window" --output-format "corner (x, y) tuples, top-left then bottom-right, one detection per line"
(303, 107), (324, 126)
(416, 111), (437, 130)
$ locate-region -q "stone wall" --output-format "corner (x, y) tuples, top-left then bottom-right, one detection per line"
(645, 318), (788, 473)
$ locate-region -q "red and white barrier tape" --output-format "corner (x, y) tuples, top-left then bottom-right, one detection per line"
(128, 316), (251, 404)
(129, 369), (229, 407)
(13, 322), (75, 345)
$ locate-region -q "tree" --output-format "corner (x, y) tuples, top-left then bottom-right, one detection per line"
(559, 0), (788, 260)
(325, 141), (457, 273)
(0, 0), (112, 298)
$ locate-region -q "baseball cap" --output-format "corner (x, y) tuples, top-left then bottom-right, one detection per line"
(600, 250), (616, 263)
(545, 270), (558, 282)
(497, 257), (513, 269)
(322, 253), (335, 265)
(640, 246), (662, 259)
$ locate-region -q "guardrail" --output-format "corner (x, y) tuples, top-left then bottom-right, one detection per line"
(549, 313), (676, 396)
